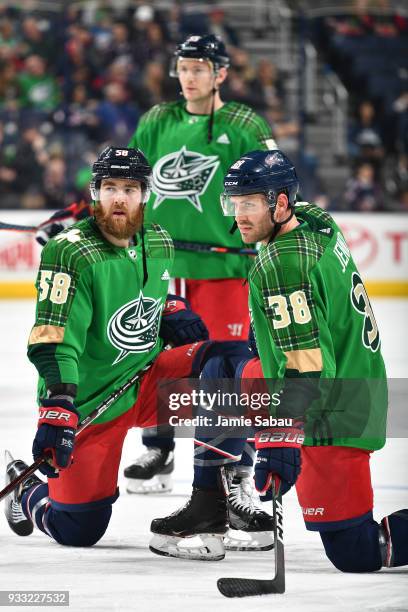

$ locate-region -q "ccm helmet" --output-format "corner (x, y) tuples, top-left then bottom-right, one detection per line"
(221, 150), (299, 215)
(90, 146), (152, 203)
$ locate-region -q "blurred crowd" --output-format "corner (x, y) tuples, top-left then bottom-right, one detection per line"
(313, 0), (408, 211)
(0, 1), (407, 213)
(0, 2), (297, 210)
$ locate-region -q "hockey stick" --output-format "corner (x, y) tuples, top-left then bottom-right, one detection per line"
(217, 491), (285, 597)
(173, 240), (257, 256)
(0, 362), (153, 503)
(0, 221), (257, 256)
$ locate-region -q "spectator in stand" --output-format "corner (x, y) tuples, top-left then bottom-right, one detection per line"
(349, 100), (385, 172)
(344, 161), (384, 211)
(250, 59), (285, 113)
(17, 55), (60, 113)
(96, 81), (140, 144)
(392, 90), (408, 155)
(136, 61), (178, 112)
(0, 62), (18, 108)
(42, 154), (70, 209)
(20, 16), (55, 60)
(12, 124), (48, 196)
(207, 8), (240, 48)
(0, 120), (18, 208)
(0, 16), (22, 60)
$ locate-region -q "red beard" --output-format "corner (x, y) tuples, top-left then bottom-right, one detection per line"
(94, 203), (144, 239)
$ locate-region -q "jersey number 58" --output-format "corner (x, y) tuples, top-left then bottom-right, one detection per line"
(38, 270), (71, 305)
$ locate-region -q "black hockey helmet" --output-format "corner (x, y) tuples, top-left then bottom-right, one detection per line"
(221, 150), (299, 215)
(170, 34), (230, 77)
(90, 146), (152, 203)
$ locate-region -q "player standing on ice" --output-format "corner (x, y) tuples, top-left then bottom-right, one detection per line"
(149, 150), (408, 570)
(124, 33), (277, 497)
(3, 146), (249, 547)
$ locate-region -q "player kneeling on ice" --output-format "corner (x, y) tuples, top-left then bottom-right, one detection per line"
(3, 145), (248, 547)
(149, 150), (408, 571)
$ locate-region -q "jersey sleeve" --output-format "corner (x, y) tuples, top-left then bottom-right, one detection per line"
(250, 113), (278, 151)
(27, 241), (93, 396)
(251, 245), (323, 377)
(250, 245), (326, 420)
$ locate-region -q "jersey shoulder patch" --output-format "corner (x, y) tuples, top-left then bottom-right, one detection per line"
(43, 218), (110, 272)
(145, 223), (174, 260)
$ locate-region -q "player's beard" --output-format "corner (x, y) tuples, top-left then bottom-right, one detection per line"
(94, 203), (144, 239)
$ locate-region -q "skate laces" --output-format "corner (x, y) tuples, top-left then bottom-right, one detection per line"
(134, 447), (163, 468)
(9, 500), (27, 523)
(229, 476), (264, 515)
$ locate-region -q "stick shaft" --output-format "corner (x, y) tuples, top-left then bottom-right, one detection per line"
(0, 364), (151, 503)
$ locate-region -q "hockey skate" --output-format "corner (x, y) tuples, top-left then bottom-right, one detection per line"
(149, 488), (228, 561)
(124, 447), (174, 494)
(223, 470), (275, 551)
(3, 451), (43, 536)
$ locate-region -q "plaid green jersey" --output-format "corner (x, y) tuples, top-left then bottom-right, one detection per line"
(27, 218), (174, 424)
(128, 100), (276, 279)
(249, 202), (387, 450)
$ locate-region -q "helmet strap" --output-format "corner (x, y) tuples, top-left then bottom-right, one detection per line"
(268, 207), (294, 244)
(140, 223), (148, 287)
(207, 85), (217, 143)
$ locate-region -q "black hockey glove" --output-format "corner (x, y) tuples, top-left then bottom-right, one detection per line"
(33, 399), (79, 478)
(35, 201), (92, 246)
(159, 295), (209, 347)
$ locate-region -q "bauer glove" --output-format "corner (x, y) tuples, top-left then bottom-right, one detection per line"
(254, 424), (303, 499)
(33, 399), (79, 478)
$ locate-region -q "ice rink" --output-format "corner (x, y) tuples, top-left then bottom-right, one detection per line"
(0, 299), (407, 612)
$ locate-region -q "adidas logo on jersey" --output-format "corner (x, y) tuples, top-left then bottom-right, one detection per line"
(161, 269), (171, 281)
(216, 133), (230, 144)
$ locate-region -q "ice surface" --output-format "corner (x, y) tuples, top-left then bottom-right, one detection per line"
(0, 299), (407, 611)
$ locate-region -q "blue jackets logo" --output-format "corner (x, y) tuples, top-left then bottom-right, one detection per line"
(152, 146), (219, 212)
(108, 291), (162, 364)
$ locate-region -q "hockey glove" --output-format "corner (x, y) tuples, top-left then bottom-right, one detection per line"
(254, 424), (303, 499)
(35, 201), (92, 246)
(33, 399), (79, 478)
(160, 295), (209, 347)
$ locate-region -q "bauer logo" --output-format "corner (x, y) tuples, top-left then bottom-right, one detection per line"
(107, 291), (162, 364)
(152, 146), (220, 212)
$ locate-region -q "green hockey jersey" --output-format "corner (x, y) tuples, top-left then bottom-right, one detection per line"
(128, 100), (276, 279)
(27, 218), (174, 424)
(249, 202), (387, 450)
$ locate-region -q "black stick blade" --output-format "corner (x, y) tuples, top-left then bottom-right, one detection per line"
(217, 577), (285, 598)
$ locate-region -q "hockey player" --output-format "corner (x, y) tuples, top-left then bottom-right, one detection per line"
(124, 33), (276, 494)
(149, 150), (408, 570)
(3, 146), (249, 547)
(32, 35), (277, 497)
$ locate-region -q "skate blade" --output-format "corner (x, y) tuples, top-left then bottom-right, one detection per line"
(149, 533), (225, 561)
(126, 474), (173, 494)
(224, 529), (274, 551)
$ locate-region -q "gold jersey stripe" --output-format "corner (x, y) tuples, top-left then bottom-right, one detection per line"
(284, 347), (322, 373)
(28, 324), (65, 345)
